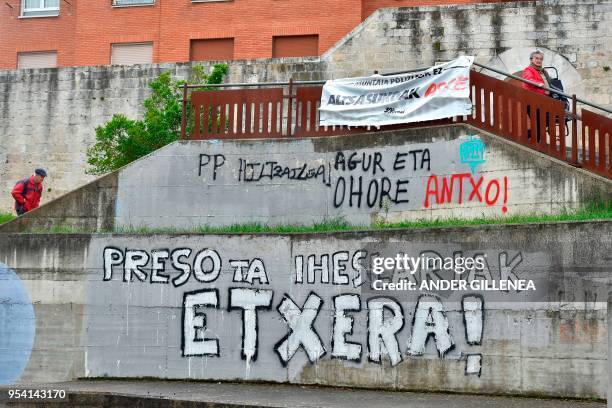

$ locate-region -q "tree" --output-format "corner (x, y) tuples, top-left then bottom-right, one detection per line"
(86, 64), (229, 175)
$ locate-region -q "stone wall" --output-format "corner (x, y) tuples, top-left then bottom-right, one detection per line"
(323, 1), (612, 106)
(1, 0), (610, 212)
(0, 59), (325, 213)
(0, 221), (610, 398)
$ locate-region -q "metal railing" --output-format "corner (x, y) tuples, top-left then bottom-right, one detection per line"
(472, 62), (611, 115)
(180, 65), (611, 179)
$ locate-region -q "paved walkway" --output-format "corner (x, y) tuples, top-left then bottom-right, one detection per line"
(1, 381), (606, 407)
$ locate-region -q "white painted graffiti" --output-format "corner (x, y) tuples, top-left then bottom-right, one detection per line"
(99, 246), (527, 376)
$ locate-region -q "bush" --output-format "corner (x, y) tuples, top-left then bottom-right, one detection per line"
(86, 64), (229, 175)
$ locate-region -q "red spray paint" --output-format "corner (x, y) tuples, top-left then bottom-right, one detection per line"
(424, 173), (508, 213)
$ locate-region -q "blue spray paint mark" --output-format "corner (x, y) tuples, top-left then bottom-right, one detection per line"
(0, 263), (35, 385)
(459, 136), (486, 174)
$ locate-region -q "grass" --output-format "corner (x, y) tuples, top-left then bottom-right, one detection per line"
(0, 213), (15, 225)
(168, 201), (612, 234)
(17, 201), (609, 234)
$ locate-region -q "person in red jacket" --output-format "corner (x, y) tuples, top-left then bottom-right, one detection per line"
(522, 51), (550, 141)
(12, 168), (47, 216)
(522, 51), (549, 95)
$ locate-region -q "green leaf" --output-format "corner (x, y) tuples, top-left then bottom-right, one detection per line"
(86, 64), (228, 174)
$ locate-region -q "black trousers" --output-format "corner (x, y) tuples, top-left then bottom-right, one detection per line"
(15, 203), (26, 216)
(526, 106), (550, 142)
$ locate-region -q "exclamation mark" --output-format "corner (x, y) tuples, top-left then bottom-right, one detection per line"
(502, 176), (508, 213)
(462, 295), (484, 376)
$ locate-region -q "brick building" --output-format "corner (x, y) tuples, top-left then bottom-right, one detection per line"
(0, 0), (514, 70)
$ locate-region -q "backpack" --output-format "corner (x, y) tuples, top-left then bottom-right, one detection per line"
(14, 178), (30, 214)
(542, 68), (570, 111)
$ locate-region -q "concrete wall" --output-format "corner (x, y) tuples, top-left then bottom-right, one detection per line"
(1, 0), (610, 213)
(0, 221), (609, 399)
(2, 125), (610, 233)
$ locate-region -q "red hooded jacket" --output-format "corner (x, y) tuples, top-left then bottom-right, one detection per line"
(522, 65), (546, 95)
(12, 176), (43, 213)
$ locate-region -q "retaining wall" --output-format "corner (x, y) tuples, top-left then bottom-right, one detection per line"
(2, 125), (610, 233)
(0, 221), (610, 398)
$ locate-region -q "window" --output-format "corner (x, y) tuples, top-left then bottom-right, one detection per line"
(190, 38), (234, 61)
(112, 0), (154, 7)
(21, 0), (59, 17)
(272, 35), (318, 58)
(18, 51), (57, 69)
(111, 42), (153, 65)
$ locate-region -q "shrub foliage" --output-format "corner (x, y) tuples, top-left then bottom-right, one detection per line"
(86, 64), (229, 174)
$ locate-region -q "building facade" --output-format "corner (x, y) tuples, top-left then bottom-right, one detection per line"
(1, 0), (515, 70)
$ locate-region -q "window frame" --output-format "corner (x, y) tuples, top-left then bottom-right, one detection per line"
(111, 0), (155, 8)
(21, 0), (60, 17)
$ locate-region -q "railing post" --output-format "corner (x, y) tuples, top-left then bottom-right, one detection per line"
(287, 78), (294, 137)
(181, 82), (188, 140)
(571, 94), (578, 164)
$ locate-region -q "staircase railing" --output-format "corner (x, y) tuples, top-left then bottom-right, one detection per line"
(468, 62), (611, 179)
(180, 66), (611, 179)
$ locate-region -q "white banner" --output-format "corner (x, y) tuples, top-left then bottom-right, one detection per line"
(319, 56), (474, 126)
